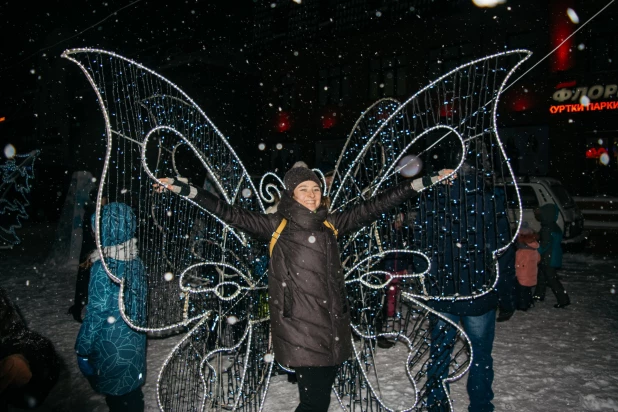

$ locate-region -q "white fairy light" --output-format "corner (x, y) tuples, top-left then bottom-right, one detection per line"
(3, 144), (16, 159)
(599, 153), (610, 165)
(567, 8), (580, 24)
(581, 95), (591, 106)
(472, 0), (506, 7)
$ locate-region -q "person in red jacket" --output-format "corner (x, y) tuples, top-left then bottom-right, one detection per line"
(514, 224), (541, 311)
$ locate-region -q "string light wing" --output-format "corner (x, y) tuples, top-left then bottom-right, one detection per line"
(62, 48), (272, 411)
(329, 50), (531, 411)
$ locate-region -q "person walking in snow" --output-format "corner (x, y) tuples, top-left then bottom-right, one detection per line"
(514, 224), (540, 311)
(156, 164), (455, 412)
(75, 202), (147, 412)
(533, 204), (570, 308)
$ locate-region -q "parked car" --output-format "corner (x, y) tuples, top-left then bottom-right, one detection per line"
(502, 176), (586, 245)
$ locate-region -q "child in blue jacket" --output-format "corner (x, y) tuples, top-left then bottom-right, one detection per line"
(533, 204), (570, 308)
(75, 202), (147, 411)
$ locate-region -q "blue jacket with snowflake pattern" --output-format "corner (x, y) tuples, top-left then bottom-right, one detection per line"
(75, 202), (147, 396)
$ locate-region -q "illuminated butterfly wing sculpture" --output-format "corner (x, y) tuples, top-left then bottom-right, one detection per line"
(323, 50), (531, 411)
(62, 48), (529, 411)
(62, 48), (273, 411)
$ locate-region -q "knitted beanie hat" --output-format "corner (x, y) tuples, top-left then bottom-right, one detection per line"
(284, 165), (321, 194)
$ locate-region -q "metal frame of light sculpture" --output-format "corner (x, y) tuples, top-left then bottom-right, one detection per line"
(62, 46), (528, 412)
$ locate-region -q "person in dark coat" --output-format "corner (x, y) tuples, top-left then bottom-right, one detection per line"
(495, 187), (517, 323)
(156, 165), (454, 412)
(75, 202), (147, 411)
(415, 170), (500, 412)
(533, 204), (570, 308)
(0, 288), (60, 411)
(68, 188), (102, 323)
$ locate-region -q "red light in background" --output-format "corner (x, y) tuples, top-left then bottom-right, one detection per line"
(586, 147), (608, 159)
(275, 112), (291, 133)
(0, 117), (5, 122)
(503, 86), (537, 112)
(549, 0), (575, 72)
(512, 95), (532, 112)
(321, 113), (337, 129)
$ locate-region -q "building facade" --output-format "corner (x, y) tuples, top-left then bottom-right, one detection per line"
(248, 0), (618, 196)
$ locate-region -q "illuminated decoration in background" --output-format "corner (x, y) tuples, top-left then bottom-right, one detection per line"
(0, 150), (40, 246)
(549, 0), (576, 72)
(63, 47), (527, 411)
(275, 111), (291, 133)
(586, 147), (608, 159)
(321, 111), (337, 129)
(504, 85), (538, 112)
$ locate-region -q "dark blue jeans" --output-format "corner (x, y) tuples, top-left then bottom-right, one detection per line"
(427, 310), (496, 412)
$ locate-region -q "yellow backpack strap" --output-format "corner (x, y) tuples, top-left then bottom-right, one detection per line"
(269, 218), (288, 257)
(323, 220), (338, 238)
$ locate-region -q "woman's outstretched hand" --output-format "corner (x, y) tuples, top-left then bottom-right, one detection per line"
(438, 169), (457, 185)
(153, 177), (174, 193)
(153, 177), (197, 198)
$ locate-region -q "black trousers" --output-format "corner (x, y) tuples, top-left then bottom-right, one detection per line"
(534, 265), (569, 305)
(516, 281), (534, 310)
(294, 365), (339, 412)
(105, 388), (144, 412)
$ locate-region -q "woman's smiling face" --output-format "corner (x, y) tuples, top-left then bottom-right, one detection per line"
(293, 180), (322, 211)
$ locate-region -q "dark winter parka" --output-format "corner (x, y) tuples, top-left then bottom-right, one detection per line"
(0, 288), (59, 411)
(191, 182), (418, 367)
(536, 203), (563, 268)
(413, 173), (500, 316)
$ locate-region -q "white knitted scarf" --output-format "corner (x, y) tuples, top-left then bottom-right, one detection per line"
(90, 238), (139, 262)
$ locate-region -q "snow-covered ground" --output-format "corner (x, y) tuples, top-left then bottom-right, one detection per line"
(1, 221), (617, 412)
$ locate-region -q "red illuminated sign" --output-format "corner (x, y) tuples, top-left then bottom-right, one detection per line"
(549, 101), (618, 114)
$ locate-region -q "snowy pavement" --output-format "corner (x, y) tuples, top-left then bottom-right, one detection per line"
(1, 221), (617, 411)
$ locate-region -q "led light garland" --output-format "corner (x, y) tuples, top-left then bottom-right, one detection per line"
(0, 150), (40, 246)
(63, 47), (528, 412)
